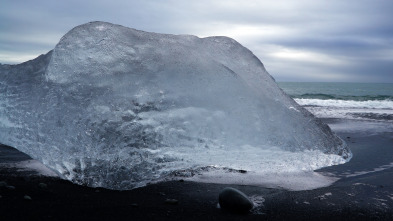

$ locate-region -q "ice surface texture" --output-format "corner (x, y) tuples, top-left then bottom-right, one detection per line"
(0, 22), (351, 190)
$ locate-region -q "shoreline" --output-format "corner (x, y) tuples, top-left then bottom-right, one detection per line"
(1, 166), (392, 220)
(1, 119), (393, 220)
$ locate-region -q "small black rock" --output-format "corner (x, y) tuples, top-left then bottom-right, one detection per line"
(6, 185), (15, 190)
(218, 187), (253, 213)
(38, 183), (47, 189)
(165, 199), (178, 205)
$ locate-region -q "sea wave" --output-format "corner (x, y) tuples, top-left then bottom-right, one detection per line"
(294, 98), (393, 109)
(302, 106), (393, 122)
(293, 93), (393, 101)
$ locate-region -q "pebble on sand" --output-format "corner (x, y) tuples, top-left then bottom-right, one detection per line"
(38, 183), (48, 189)
(6, 185), (15, 190)
(218, 187), (254, 213)
(165, 199), (179, 205)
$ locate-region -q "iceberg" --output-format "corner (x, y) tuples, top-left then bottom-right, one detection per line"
(0, 22), (351, 190)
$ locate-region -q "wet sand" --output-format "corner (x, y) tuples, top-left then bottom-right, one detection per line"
(1, 119), (392, 220)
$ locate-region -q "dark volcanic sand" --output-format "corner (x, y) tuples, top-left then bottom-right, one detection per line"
(1, 119), (392, 220)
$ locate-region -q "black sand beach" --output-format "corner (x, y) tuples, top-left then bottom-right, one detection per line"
(1, 119), (392, 221)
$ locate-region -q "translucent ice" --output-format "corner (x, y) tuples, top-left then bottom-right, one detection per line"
(0, 22), (351, 190)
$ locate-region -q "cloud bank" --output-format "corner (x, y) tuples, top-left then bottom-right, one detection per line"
(1, 0), (392, 82)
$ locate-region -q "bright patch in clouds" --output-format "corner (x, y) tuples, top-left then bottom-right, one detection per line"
(270, 48), (347, 66)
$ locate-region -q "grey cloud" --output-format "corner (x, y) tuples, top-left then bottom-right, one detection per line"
(0, 0), (392, 82)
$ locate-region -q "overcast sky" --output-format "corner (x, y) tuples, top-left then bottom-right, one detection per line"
(1, 0), (392, 82)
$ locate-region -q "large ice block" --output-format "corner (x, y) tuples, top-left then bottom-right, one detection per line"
(0, 22), (351, 190)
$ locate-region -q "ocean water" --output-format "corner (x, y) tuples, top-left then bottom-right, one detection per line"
(277, 82), (393, 122)
(278, 82), (393, 182)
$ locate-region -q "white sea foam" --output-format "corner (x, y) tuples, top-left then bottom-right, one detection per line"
(295, 98), (393, 109)
(303, 106), (393, 121)
(294, 98), (393, 122)
(343, 162), (393, 178)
